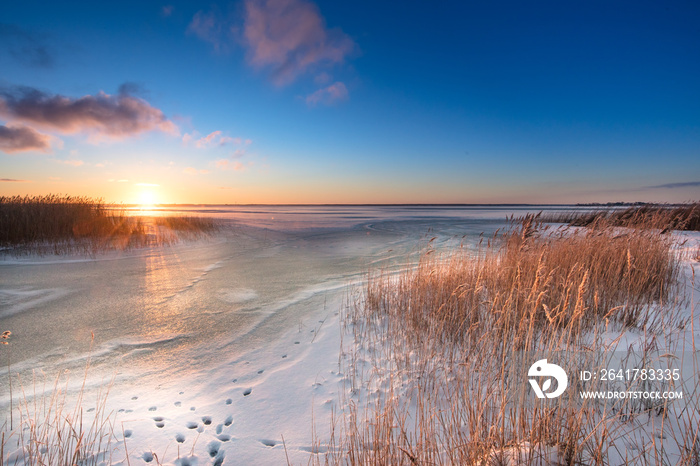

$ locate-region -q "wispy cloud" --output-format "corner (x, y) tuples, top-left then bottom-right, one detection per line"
(0, 85), (178, 140)
(161, 5), (174, 17)
(0, 124), (53, 153)
(644, 181), (700, 190)
(0, 23), (54, 68)
(215, 159), (251, 171)
(136, 182), (160, 187)
(0, 178), (29, 182)
(305, 81), (348, 106)
(187, 8), (230, 52)
(184, 130), (237, 148)
(243, 0), (355, 85)
(60, 159), (84, 167)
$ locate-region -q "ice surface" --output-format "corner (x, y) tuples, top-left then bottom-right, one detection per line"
(3, 205), (674, 465)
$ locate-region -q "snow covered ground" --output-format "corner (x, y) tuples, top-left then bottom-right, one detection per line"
(0, 205), (697, 465)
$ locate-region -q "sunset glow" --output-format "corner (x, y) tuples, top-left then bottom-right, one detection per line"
(1, 1), (698, 204)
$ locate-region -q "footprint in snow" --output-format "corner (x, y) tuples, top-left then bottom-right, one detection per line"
(175, 433), (186, 443)
(260, 439), (276, 447)
(225, 398), (232, 405)
(224, 415), (233, 426)
(202, 416), (212, 425)
(243, 388), (252, 396)
(207, 440), (221, 457)
(186, 421), (198, 429)
(148, 406), (157, 412)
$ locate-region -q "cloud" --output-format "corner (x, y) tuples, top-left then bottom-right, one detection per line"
(305, 81), (348, 106)
(183, 131), (242, 148)
(0, 124), (53, 153)
(198, 131), (234, 148)
(0, 178), (29, 182)
(118, 82), (148, 98)
(243, 0), (354, 85)
(0, 86), (178, 140)
(188, 8), (229, 52)
(644, 181), (700, 190)
(314, 71), (332, 85)
(136, 183), (160, 187)
(0, 23), (54, 68)
(161, 5), (174, 17)
(215, 159), (250, 171)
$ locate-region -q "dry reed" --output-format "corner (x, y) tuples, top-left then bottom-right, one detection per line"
(0, 195), (218, 256)
(541, 203), (700, 231)
(324, 216), (697, 465)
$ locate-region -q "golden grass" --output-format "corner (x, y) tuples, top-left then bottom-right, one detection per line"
(324, 217), (697, 465)
(0, 195), (218, 255)
(1, 338), (116, 466)
(542, 203), (700, 231)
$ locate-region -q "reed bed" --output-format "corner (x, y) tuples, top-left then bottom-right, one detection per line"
(0, 195), (218, 255)
(542, 203), (700, 231)
(1, 337), (116, 466)
(325, 217), (698, 465)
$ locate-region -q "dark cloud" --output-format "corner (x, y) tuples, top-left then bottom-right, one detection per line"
(0, 178), (29, 182)
(645, 181), (700, 190)
(0, 86), (178, 139)
(0, 23), (54, 68)
(118, 82), (148, 98)
(0, 124), (52, 153)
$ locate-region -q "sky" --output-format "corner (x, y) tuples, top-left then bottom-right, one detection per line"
(1, 0), (699, 204)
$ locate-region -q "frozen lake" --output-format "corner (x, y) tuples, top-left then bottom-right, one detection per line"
(0, 205), (583, 464)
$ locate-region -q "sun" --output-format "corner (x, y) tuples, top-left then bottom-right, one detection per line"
(137, 190), (157, 207)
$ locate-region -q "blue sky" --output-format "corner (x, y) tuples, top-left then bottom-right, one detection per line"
(1, 0), (698, 204)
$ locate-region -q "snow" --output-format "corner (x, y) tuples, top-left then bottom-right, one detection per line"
(0, 206), (698, 465)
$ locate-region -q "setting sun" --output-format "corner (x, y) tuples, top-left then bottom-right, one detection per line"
(137, 190), (157, 206)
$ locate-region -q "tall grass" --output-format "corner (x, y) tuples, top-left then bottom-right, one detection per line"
(325, 217), (697, 465)
(1, 338), (116, 466)
(542, 202), (700, 231)
(0, 195), (218, 255)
